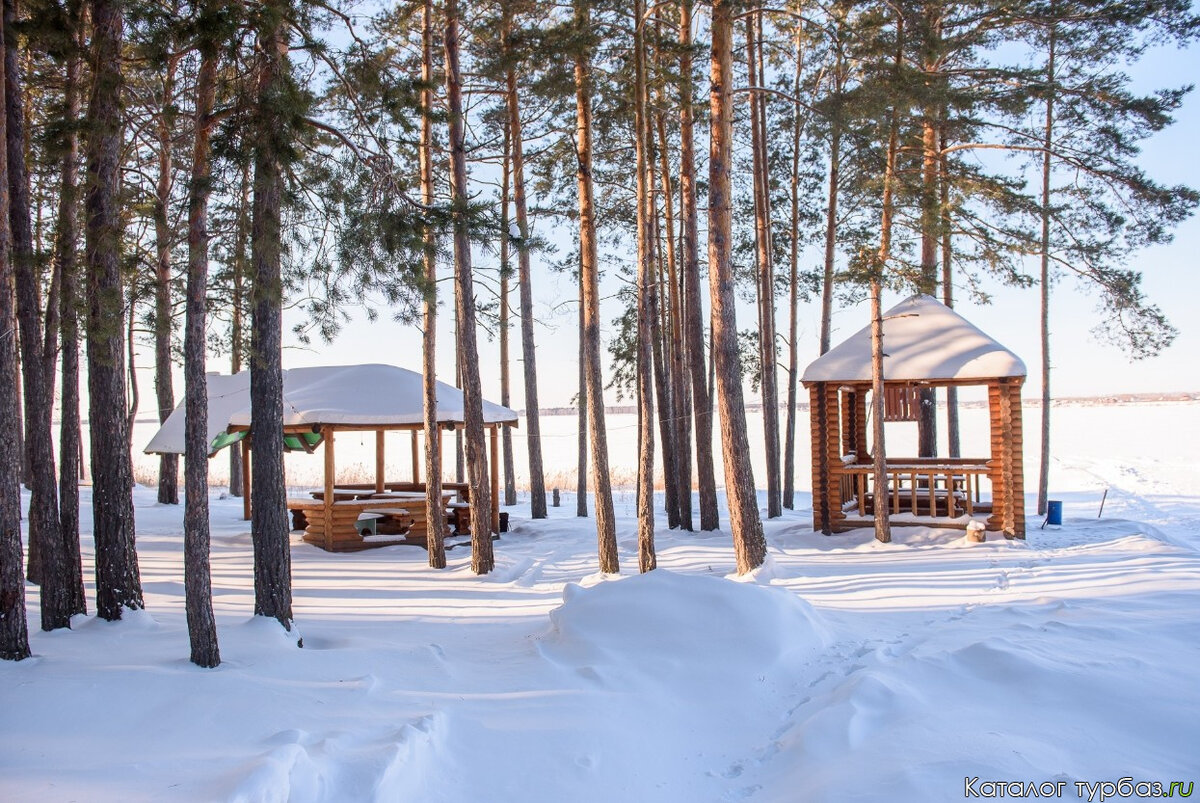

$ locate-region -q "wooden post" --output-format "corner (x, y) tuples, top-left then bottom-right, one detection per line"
(987, 381), (1005, 533)
(856, 390), (870, 461)
(1009, 379), (1026, 538)
(242, 440), (252, 520)
(375, 430), (386, 494)
(809, 384), (828, 532)
(411, 430), (420, 484)
(489, 425), (500, 534)
(323, 425), (335, 551)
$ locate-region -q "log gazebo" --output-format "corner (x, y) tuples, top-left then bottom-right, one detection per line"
(801, 295), (1027, 538)
(145, 364), (519, 551)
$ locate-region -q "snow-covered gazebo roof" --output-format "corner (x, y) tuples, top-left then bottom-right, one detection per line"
(801, 295), (1025, 385)
(145, 364), (519, 455)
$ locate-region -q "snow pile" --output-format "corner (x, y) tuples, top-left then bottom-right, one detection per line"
(543, 570), (829, 685)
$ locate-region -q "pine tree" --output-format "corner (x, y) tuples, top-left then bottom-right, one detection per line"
(1025, 0), (1198, 513)
(708, 0), (765, 574)
(632, 0), (656, 572)
(181, 0), (223, 668)
(248, 0), (295, 633)
(445, 0), (494, 574)
(500, 0), (548, 520)
(8, 0), (70, 628)
(679, 0), (718, 531)
(86, 0), (144, 621)
(421, 0), (447, 569)
(0, 0), (29, 660)
(573, 0), (618, 573)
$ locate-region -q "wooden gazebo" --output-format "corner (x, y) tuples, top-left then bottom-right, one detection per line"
(801, 295), (1026, 538)
(146, 364), (518, 551)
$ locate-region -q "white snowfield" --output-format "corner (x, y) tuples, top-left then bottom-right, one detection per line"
(4, 403), (1200, 802)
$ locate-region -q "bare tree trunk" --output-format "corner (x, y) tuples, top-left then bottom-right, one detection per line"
(183, 39), (219, 667)
(86, 0), (144, 620)
(679, 0), (718, 530)
(55, 14), (86, 616)
(783, 29), (803, 510)
(249, 3), (294, 632)
(0, 1), (30, 659)
(634, 0), (657, 572)
(574, 0), (617, 572)
(498, 111), (516, 507)
(153, 48), (179, 505)
(746, 16), (780, 518)
(9, 0), (68, 628)
(503, 24), (547, 519)
(228, 161), (249, 497)
(421, 0), (446, 568)
(1038, 23), (1056, 517)
(709, 0), (766, 573)
(445, 0), (494, 573)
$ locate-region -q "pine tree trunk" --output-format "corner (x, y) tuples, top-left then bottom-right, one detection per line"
(870, 279), (891, 544)
(421, 0), (446, 568)
(917, 116), (939, 458)
(648, 155), (679, 531)
(679, 0), (718, 531)
(154, 53), (179, 505)
(939, 127), (960, 458)
(783, 30), (803, 510)
(498, 115), (516, 508)
(184, 42), (219, 667)
(576, 277), (587, 517)
(9, 0), (69, 627)
(819, 120), (839, 355)
(445, 0), (494, 574)
(0, 2), (29, 659)
(249, 3), (294, 632)
(870, 8), (905, 545)
(633, 0), (657, 572)
(86, 0), (144, 620)
(656, 104), (692, 531)
(574, 0), (618, 572)
(126, 304), (138, 447)
(746, 17), (780, 519)
(504, 38), (547, 519)
(56, 24), (86, 616)
(709, 0), (765, 574)
(228, 160), (249, 498)
(1038, 24), (1056, 517)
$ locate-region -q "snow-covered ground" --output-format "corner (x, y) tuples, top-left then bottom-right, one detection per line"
(3, 401), (1199, 802)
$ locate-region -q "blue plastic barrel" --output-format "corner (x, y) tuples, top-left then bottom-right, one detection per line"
(1046, 500), (1063, 527)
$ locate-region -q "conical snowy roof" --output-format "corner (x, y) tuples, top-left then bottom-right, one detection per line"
(801, 295), (1025, 384)
(145, 364), (519, 455)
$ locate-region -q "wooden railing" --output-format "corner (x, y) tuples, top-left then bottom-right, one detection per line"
(839, 458), (991, 518)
